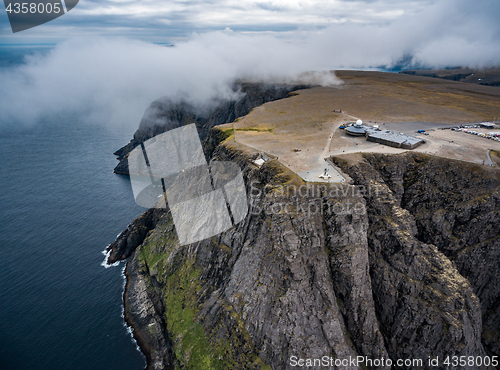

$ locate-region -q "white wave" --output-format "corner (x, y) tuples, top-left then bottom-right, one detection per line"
(120, 265), (144, 355)
(100, 245), (120, 268)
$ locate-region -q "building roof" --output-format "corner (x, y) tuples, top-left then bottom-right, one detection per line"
(345, 126), (367, 135)
(254, 158), (265, 167)
(480, 122), (496, 128)
(367, 131), (424, 146)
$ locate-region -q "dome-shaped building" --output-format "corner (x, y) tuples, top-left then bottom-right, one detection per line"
(346, 120), (368, 136)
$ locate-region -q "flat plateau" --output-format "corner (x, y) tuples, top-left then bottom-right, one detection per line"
(227, 70), (500, 181)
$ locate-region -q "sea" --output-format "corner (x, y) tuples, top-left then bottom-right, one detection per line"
(0, 45), (147, 369)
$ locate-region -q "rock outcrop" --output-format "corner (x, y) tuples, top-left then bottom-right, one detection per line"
(106, 209), (166, 264)
(332, 153), (498, 366)
(109, 128), (500, 369)
(113, 82), (307, 175)
(352, 153), (500, 359)
(120, 140), (385, 370)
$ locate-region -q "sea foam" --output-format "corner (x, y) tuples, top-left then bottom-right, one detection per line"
(100, 245), (120, 268)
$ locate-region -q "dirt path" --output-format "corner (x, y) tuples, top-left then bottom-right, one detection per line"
(320, 120), (339, 160)
(486, 149), (494, 166)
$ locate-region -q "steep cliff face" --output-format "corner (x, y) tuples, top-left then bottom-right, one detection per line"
(349, 153), (500, 358)
(332, 153), (497, 365)
(121, 138), (387, 370)
(113, 83), (307, 174)
(109, 129), (499, 369)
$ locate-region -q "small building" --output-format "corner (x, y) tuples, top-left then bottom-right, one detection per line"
(345, 122), (367, 136)
(253, 158), (265, 167)
(345, 120), (379, 136)
(479, 122), (496, 129)
(367, 130), (424, 149)
(253, 152), (271, 167)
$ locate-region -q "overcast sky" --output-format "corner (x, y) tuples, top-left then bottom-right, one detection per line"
(0, 0), (499, 128)
(0, 0), (477, 43)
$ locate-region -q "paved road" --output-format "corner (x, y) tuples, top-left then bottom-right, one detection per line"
(486, 149), (494, 166)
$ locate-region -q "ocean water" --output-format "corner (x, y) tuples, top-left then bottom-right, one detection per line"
(0, 46), (146, 370)
(0, 44), (54, 68)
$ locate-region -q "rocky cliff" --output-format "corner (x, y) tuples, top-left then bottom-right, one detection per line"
(113, 82), (307, 175)
(348, 153), (500, 359)
(107, 123), (500, 369)
(332, 153), (500, 367)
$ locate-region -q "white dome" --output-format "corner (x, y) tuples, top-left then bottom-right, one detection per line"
(356, 119), (363, 125)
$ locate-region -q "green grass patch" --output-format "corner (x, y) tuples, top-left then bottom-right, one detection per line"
(163, 261), (226, 370)
(136, 218), (269, 369)
(235, 127), (274, 133)
(218, 128), (235, 144)
(138, 241), (169, 274)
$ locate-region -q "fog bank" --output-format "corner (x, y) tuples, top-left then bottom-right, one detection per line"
(0, 0), (498, 128)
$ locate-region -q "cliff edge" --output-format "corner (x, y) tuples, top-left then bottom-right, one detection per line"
(109, 126), (499, 369)
(112, 82), (307, 175)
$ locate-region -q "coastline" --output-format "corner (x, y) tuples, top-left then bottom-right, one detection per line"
(123, 258), (153, 370)
(108, 74), (500, 368)
(122, 250), (172, 370)
(102, 244), (150, 368)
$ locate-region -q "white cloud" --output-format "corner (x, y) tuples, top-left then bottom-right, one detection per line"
(0, 0), (498, 129)
(46, 0), (428, 35)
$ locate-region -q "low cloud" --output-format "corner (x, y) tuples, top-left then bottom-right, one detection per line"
(0, 0), (498, 128)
